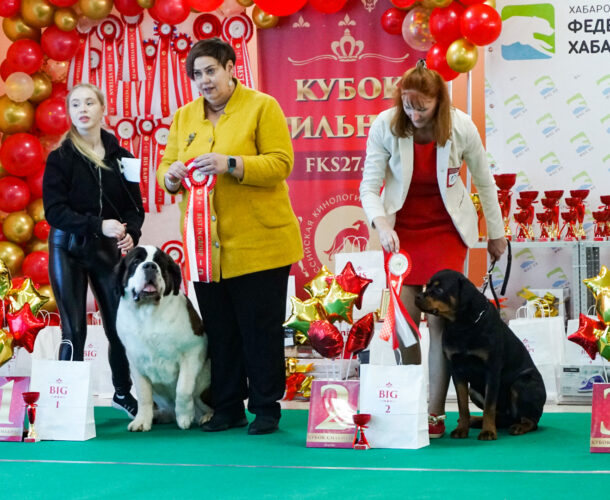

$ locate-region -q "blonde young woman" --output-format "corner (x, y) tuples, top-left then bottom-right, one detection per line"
(43, 83), (144, 418)
(360, 61), (507, 438)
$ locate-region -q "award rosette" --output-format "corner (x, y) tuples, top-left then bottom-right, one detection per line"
(118, 14), (146, 117)
(172, 33), (194, 107)
(115, 118), (136, 154)
(221, 14), (254, 89)
(150, 22), (179, 118)
(96, 15), (123, 116)
(379, 251), (421, 350)
(182, 159), (217, 283)
(136, 118), (156, 212)
(142, 39), (158, 115)
(193, 13), (222, 40)
(152, 124), (174, 210)
(67, 25), (93, 88)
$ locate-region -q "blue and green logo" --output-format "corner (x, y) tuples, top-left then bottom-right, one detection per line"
(566, 93), (590, 118)
(601, 114), (610, 133)
(501, 3), (555, 60)
(505, 94), (527, 117)
(572, 170), (593, 190)
(539, 152), (562, 175)
(515, 170), (532, 193)
(547, 267), (568, 288)
(507, 133), (529, 157)
(534, 75), (557, 97)
(570, 133), (593, 156)
(536, 113), (559, 137)
(515, 248), (538, 272)
(597, 74), (610, 98)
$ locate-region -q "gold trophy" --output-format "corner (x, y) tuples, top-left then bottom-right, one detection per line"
(22, 391), (40, 443)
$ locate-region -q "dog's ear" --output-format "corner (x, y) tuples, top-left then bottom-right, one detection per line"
(114, 254), (129, 297)
(160, 251), (182, 296)
(456, 274), (488, 318)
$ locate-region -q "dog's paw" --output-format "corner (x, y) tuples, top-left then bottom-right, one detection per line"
(128, 417), (152, 432)
(199, 410), (213, 425)
(509, 419), (537, 435)
(450, 427), (469, 439)
(478, 429), (497, 441)
(176, 413), (194, 430)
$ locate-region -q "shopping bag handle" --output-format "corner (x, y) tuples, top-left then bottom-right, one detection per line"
(56, 339), (75, 361)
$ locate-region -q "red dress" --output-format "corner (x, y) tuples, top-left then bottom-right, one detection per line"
(394, 141), (467, 285)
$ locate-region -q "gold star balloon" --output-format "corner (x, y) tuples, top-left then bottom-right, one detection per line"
(0, 329), (14, 367)
(304, 266), (334, 298)
(596, 289), (610, 325)
(597, 327), (610, 361)
(283, 296), (326, 335)
(583, 266), (610, 296)
(0, 259), (11, 300)
(7, 278), (49, 315)
(321, 279), (358, 324)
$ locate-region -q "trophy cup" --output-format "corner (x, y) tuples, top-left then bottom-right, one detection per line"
(516, 196), (536, 238)
(352, 413), (371, 450)
(513, 210), (531, 241)
(560, 210), (578, 241)
(22, 391), (40, 443)
(569, 189), (590, 239)
(536, 212), (552, 241)
(541, 196), (561, 240)
(601, 196), (610, 238)
(470, 193), (484, 241)
(592, 210), (609, 241)
(494, 174), (517, 239)
(564, 198), (584, 239)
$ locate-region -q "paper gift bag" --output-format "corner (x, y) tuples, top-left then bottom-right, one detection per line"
(30, 348), (96, 441)
(0, 347), (32, 377)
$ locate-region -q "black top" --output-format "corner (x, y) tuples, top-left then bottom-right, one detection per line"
(42, 128), (145, 243)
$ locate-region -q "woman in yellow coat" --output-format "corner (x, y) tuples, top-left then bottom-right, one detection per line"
(157, 38), (303, 435)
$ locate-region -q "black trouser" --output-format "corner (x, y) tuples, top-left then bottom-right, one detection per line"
(48, 228), (132, 394)
(194, 265), (290, 420)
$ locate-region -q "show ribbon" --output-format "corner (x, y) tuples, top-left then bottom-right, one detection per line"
(221, 14), (254, 89)
(115, 118), (137, 156)
(137, 118), (156, 212)
(172, 33), (193, 107)
(150, 23), (179, 118)
(97, 15), (123, 116)
(152, 124), (174, 212)
(181, 160), (217, 283)
(379, 250), (421, 350)
(67, 28), (92, 87)
(142, 39), (157, 116)
(89, 48), (101, 86)
(118, 14), (146, 117)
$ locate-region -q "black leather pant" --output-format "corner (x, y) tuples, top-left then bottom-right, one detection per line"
(48, 228), (132, 395)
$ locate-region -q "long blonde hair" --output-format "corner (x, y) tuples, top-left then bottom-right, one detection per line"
(64, 83), (108, 169)
(390, 60), (452, 146)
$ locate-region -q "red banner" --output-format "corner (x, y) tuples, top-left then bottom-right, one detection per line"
(258, 2), (424, 294)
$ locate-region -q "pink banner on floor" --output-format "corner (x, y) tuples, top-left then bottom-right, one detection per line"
(0, 377), (30, 442)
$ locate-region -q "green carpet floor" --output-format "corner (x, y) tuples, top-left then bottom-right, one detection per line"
(1, 408), (608, 499)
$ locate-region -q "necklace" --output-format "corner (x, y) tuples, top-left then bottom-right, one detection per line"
(206, 101), (228, 114)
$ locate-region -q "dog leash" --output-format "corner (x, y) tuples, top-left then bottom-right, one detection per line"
(480, 240), (512, 309)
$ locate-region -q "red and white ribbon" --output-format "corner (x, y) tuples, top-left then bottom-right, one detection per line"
(150, 23), (179, 118)
(172, 33), (193, 107)
(152, 124), (175, 212)
(379, 251), (421, 350)
(97, 15), (123, 116)
(67, 29), (92, 88)
(137, 118), (156, 213)
(115, 118), (137, 155)
(221, 14), (254, 89)
(182, 159), (217, 283)
(142, 39), (157, 116)
(89, 48), (101, 86)
(117, 14), (146, 117)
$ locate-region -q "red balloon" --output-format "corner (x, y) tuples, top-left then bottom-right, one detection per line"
(328, 261), (373, 310)
(0, 59), (18, 81)
(35, 97), (70, 136)
(391, 0), (417, 8)
(27, 167), (45, 200)
(308, 320), (344, 359)
(252, 0), (307, 17)
(50, 81), (69, 100)
(40, 26), (80, 61)
(188, 0), (223, 12)
(7, 303), (45, 353)
(345, 313), (375, 355)
(426, 42), (459, 81)
(6, 40), (44, 75)
(0, 0), (21, 17)
(567, 314), (604, 360)
(21, 251), (50, 285)
(48, 0), (78, 6)
(0, 177), (31, 212)
(430, 3), (465, 44)
(149, 0), (191, 25)
(113, 0), (144, 16)
(34, 220), (51, 241)
(0, 134), (44, 177)
(461, 4), (502, 46)
(381, 8), (407, 35)
(310, 0), (347, 14)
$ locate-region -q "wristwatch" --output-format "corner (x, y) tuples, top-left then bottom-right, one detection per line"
(227, 156), (236, 175)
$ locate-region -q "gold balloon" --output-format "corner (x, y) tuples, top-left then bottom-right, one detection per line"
(236, 0), (253, 6)
(27, 198), (45, 223)
(0, 259), (12, 300)
(422, 0), (452, 7)
(29, 71), (53, 103)
(252, 6), (279, 29)
(2, 15), (42, 42)
(137, 0), (155, 7)
(38, 284), (57, 312)
(446, 38), (479, 73)
(21, 0), (56, 29)
(484, 0), (496, 8)
(0, 165), (8, 179)
(3, 211), (35, 245)
(25, 238), (49, 253)
(0, 242), (25, 276)
(0, 330), (15, 367)
(78, 0), (113, 20)
(304, 265), (334, 298)
(7, 278), (49, 315)
(54, 7), (78, 31)
(41, 58), (69, 82)
(0, 96), (35, 135)
(5, 72), (35, 103)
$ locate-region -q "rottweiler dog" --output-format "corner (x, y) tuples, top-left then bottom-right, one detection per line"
(414, 269), (546, 440)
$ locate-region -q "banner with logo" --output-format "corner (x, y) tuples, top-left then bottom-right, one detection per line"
(257, 2), (425, 295)
(485, 0), (610, 318)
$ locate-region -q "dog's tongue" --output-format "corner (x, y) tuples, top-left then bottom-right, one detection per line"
(143, 284), (157, 292)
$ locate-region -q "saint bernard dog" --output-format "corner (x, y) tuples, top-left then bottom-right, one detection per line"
(116, 245), (212, 431)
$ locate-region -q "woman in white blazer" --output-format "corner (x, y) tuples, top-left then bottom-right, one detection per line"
(360, 60), (507, 438)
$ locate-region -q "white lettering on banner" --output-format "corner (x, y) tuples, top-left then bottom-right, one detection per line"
(287, 114), (377, 139)
(305, 156), (362, 173)
(295, 76), (399, 101)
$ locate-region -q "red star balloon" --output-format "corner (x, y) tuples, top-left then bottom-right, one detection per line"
(6, 303), (45, 353)
(327, 262), (373, 309)
(567, 313), (605, 360)
(308, 320), (344, 359)
(345, 313), (375, 354)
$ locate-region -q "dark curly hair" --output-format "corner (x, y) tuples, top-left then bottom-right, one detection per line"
(185, 37), (236, 80)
